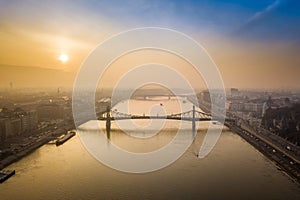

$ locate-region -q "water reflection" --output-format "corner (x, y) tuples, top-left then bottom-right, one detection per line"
(1, 99), (300, 199)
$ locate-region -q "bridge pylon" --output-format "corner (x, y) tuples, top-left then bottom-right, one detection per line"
(192, 105), (196, 133)
(106, 106), (111, 139)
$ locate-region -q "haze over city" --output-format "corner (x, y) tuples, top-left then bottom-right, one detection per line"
(1, 1), (300, 200)
(1, 0), (299, 89)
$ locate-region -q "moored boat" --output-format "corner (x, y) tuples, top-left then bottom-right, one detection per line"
(0, 170), (15, 183)
(56, 131), (76, 146)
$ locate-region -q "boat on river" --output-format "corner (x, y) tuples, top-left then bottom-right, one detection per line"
(0, 170), (15, 183)
(56, 131), (76, 146)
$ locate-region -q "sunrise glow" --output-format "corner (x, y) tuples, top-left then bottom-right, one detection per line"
(58, 53), (69, 63)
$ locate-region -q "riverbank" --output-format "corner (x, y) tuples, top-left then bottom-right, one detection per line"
(226, 122), (300, 183)
(191, 98), (300, 182)
(0, 124), (74, 170)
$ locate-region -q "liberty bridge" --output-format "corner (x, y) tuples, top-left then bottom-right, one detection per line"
(98, 105), (216, 136)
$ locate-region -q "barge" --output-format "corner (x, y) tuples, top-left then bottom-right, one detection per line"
(56, 131), (76, 146)
(0, 170), (15, 183)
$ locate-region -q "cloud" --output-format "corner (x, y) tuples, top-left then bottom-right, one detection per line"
(245, 0), (281, 24)
(231, 0), (291, 40)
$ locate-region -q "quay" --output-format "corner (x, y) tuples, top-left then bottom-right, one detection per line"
(0, 124), (75, 170)
(191, 98), (300, 183)
(226, 122), (300, 183)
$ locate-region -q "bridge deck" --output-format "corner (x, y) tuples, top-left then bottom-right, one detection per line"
(98, 116), (212, 121)
(97, 106), (231, 122)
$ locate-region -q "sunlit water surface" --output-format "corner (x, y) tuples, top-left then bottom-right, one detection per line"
(1, 99), (300, 200)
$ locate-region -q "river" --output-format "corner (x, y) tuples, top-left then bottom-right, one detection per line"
(1, 98), (300, 200)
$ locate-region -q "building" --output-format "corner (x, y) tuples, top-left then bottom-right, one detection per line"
(0, 118), (10, 141)
(0, 108), (39, 141)
(0, 118), (22, 139)
(229, 102), (244, 111)
(198, 91), (211, 104)
(9, 118), (22, 137)
(13, 108), (38, 133)
(27, 110), (38, 130)
(229, 102), (262, 112)
(37, 103), (64, 122)
(244, 103), (263, 115)
(230, 88), (239, 97)
(261, 103), (300, 144)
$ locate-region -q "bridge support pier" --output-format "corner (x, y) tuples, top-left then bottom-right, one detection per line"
(106, 106), (111, 139)
(192, 105), (196, 134)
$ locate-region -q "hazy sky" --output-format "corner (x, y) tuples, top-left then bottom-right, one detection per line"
(0, 0), (299, 89)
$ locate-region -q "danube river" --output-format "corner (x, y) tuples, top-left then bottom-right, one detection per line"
(1, 98), (300, 200)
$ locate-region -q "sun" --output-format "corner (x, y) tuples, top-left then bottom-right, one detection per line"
(59, 53), (69, 63)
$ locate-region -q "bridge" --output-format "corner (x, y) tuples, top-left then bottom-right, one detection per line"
(98, 106), (212, 121)
(98, 105), (216, 137)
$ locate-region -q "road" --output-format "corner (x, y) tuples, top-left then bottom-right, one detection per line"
(226, 121), (300, 182)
